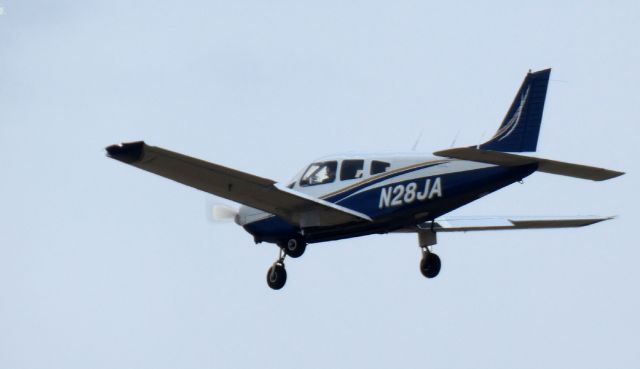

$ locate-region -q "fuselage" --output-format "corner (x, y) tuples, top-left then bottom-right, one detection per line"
(237, 153), (537, 244)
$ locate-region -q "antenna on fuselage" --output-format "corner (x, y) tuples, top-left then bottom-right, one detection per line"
(411, 130), (424, 151)
(449, 129), (461, 148)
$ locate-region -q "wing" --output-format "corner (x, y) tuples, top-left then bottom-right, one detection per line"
(434, 147), (624, 181)
(106, 141), (371, 228)
(405, 215), (613, 232)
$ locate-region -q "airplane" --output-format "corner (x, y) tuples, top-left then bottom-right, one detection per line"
(106, 68), (624, 290)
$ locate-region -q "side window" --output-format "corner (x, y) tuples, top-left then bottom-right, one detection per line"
(340, 160), (364, 180)
(371, 160), (391, 175)
(300, 161), (338, 186)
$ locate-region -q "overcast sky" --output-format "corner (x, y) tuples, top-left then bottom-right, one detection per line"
(1, 1), (638, 368)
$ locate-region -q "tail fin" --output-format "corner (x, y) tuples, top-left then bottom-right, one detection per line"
(479, 69), (551, 152)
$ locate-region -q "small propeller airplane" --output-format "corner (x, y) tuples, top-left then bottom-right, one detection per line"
(107, 68), (624, 290)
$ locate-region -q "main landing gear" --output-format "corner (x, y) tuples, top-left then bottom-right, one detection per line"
(418, 230), (441, 279)
(280, 236), (306, 258)
(265, 231), (442, 289)
(420, 248), (441, 278)
(266, 236), (307, 290)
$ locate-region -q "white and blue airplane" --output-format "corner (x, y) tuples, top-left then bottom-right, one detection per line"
(107, 69), (624, 290)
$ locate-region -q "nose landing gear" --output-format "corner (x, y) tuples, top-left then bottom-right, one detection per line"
(266, 248), (287, 290)
(266, 236), (307, 290)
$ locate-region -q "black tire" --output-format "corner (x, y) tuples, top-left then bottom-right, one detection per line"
(283, 237), (306, 258)
(266, 263), (287, 290)
(420, 253), (441, 279)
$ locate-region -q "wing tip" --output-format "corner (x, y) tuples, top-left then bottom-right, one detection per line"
(599, 170), (625, 181)
(580, 216), (615, 226)
(106, 141), (146, 163)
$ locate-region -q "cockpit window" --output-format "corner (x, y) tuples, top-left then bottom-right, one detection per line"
(300, 161), (337, 186)
(371, 160), (391, 175)
(340, 160), (364, 180)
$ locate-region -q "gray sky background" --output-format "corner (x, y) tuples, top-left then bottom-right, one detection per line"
(1, 1), (639, 368)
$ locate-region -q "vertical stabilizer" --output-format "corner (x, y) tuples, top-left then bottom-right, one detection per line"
(479, 69), (551, 152)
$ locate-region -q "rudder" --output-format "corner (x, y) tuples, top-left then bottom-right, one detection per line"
(479, 69), (551, 152)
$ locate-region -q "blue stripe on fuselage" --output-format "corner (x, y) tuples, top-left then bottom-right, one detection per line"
(335, 164), (534, 220)
(323, 162), (446, 203)
(243, 164), (537, 244)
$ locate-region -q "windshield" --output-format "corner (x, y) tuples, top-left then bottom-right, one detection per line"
(299, 161), (337, 186)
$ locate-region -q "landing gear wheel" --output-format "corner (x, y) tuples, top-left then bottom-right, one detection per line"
(282, 237), (306, 258)
(420, 252), (441, 279)
(266, 263), (287, 290)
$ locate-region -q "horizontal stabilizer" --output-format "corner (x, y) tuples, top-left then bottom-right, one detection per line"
(421, 215), (613, 232)
(434, 147), (624, 181)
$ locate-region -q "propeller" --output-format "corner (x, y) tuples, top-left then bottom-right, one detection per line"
(205, 199), (239, 223)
